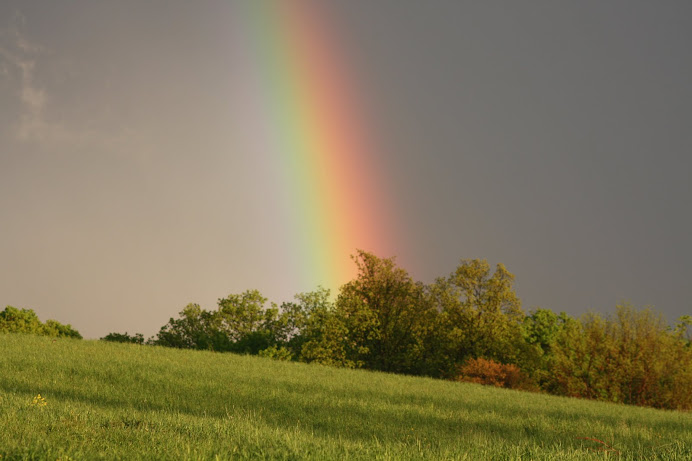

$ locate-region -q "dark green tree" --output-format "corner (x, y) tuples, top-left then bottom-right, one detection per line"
(101, 332), (145, 344)
(521, 308), (575, 383)
(153, 303), (229, 351)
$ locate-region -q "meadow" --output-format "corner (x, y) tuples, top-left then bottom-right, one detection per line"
(1, 333), (690, 460)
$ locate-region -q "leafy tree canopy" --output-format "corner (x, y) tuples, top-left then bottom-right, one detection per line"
(0, 306), (82, 339)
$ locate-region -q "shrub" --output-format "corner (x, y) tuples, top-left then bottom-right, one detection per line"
(258, 345), (293, 361)
(0, 306), (82, 339)
(101, 332), (145, 344)
(456, 357), (536, 391)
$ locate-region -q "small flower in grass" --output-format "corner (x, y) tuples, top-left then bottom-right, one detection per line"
(30, 394), (47, 407)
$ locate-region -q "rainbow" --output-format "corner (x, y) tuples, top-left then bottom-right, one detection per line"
(234, 0), (394, 293)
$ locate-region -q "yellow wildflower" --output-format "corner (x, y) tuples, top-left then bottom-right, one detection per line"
(30, 394), (47, 407)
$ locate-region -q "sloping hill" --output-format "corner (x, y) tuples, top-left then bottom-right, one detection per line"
(1, 333), (690, 460)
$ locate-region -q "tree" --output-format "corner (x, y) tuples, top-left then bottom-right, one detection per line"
(153, 303), (229, 351)
(521, 308), (575, 383)
(152, 290), (284, 354)
(0, 306), (82, 339)
(547, 304), (692, 410)
(299, 308), (356, 368)
(334, 250), (437, 374)
(217, 289), (280, 354)
(522, 309), (573, 354)
(42, 319), (82, 339)
(431, 260), (526, 375)
(0, 306), (43, 334)
(276, 287), (333, 359)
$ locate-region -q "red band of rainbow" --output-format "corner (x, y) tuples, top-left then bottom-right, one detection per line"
(234, 0), (395, 293)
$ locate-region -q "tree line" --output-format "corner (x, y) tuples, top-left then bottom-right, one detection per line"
(3, 250), (691, 410)
(0, 306), (82, 339)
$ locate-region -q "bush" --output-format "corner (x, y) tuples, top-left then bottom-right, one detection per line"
(0, 306), (82, 339)
(456, 357), (536, 391)
(101, 332), (145, 344)
(259, 345), (293, 361)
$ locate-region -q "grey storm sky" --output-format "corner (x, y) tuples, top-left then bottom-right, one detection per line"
(1, 1), (691, 339)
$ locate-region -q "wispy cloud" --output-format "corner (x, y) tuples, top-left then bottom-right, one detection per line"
(0, 11), (138, 153)
(0, 11), (65, 144)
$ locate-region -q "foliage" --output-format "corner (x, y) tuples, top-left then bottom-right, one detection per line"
(522, 309), (573, 354)
(138, 254), (692, 411)
(258, 345), (293, 361)
(7, 252), (691, 412)
(273, 287), (360, 367)
(334, 250), (438, 374)
(151, 290), (287, 355)
(100, 332), (146, 344)
(0, 306), (82, 339)
(298, 306), (357, 368)
(152, 303), (230, 351)
(42, 320), (83, 339)
(429, 260), (528, 377)
(547, 304), (692, 410)
(521, 308), (575, 384)
(675, 315), (692, 345)
(456, 357), (537, 391)
(217, 289), (278, 350)
(276, 287), (333, 356)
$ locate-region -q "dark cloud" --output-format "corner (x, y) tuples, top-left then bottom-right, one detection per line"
(1, 1), (691, 338)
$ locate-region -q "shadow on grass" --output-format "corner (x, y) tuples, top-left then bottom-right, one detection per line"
(2, 336), (689, 456)
(2, 371), (688, 457)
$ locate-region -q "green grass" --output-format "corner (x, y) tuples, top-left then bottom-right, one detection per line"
(1, 334), (690, 460)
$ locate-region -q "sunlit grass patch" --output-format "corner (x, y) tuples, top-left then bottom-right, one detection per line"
(0, 333), (690, 460)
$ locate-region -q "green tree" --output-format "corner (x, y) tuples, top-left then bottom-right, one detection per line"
(152, 290), (286, 354)
(0, 306), (82, 339)
(42, 319), (82, 339)
(432, 260), (527, 375)
(299, 309), (356, 368)
(153, 303), (229, 351)
(334, 250), (437, 374)
(520, 308), (575, 383)
(0, 306), (43, 334)
(522, 309), (573, 354)
(217, 289), (280, 354)
(276, 287), (333, 359)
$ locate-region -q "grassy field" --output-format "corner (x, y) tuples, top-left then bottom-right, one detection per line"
(0, 333), (690, 460)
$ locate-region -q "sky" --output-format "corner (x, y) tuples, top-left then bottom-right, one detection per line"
(1, 1), (691, 339)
